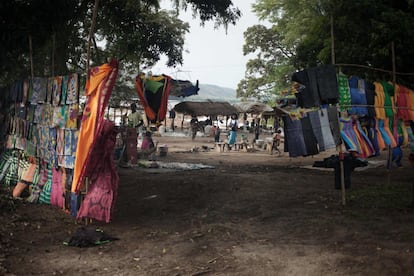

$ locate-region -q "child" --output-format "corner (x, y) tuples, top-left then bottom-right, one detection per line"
(140, 131), (157, 160)
(214, 126), (221, 142)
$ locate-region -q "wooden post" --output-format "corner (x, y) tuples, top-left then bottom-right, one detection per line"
(86, 0), (100, 75)
(387, 41), (397, 185)
(29, 35), (34, 80)
(331, 15), (345, 205)
(330, 15), (335, 65)
(51, 33), (55, 76)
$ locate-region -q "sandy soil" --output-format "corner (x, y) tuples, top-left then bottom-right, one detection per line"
(1, 130), (414, 276)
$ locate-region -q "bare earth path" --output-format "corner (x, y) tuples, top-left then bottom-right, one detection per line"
(1, 132), (413, 275)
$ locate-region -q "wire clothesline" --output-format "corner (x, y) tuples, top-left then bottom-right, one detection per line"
(338, 104), (414, 112)
(335, 63), (414, 76)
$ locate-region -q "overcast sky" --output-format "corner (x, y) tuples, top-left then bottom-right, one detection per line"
(152, 0), (262, 89)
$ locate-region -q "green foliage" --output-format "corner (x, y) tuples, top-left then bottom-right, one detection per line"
(0, 0), (241, 90)
(239, 0), (414, 100)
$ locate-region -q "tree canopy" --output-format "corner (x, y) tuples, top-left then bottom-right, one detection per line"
(0, 0), (241, 95)
(238, 0), (414, 101)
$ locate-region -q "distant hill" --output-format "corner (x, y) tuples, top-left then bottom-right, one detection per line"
(170, 83), (237, 101)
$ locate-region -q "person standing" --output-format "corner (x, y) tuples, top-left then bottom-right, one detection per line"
(214, 125), (221, 142)
(128, 103), (144, 133)
(190, 115), (199, 140)
(228, 126), (237, 149)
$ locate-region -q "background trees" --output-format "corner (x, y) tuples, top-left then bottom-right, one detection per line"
(0, 0), (240, 92)
(238, 0), (414, 101)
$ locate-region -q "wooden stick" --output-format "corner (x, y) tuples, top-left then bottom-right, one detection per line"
(29, 35), (34, 79)
(86, 0), (100, 75)
(335, 63), (414, 76)
(51, 33), (55, 76)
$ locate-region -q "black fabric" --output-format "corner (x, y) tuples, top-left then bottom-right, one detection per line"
(365, 81), (376, 118)
(316, 65), (339, 104)
(65, 226), (118, 247)
(313, 154), (368, 189)
(292, 69), (320, 108)
(327, 106), (342, 146)
(291, 65), (339, 108)
(300, 116), (319, 156)
(283, 115), (307, 157)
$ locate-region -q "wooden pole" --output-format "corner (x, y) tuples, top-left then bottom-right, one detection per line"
(331, 15), (345, 205)
(387, 42), (397, 184)
(86, 0), (100, 75)
(51, 33), (55, 76)
(29, 35), (34, 80)
(330, 15), (335, 65)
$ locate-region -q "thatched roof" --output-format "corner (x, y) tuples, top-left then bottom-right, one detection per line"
(233, 102), (273, 114)
(262, 106), (291, 117)
(173, 101), (238, 116)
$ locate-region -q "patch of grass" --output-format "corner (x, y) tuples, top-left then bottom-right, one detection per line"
(347, 183), (413, 210)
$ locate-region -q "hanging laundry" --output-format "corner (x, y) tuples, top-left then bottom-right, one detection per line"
(300, 115), (319, 156)
(31, 77), (47, 104)
(72, 59), (118, 193)
(60, 75), (68, 105)
(373, 82), (386, 119)
(348, 76), (368, 116)
(52, 76), (63, 106)
(134, 73), (171, 123)
(50, 167), (64, 208)
(66, 104), (79, 129)
(283, 115), (307, 157)
(291, 65), (339, 108)
(77, 120), (119, 223)
(46, 77), (54, 104)
(169, 78), (199, 97)
(66, 73), (79, 104)
(337, 72), (351, 112)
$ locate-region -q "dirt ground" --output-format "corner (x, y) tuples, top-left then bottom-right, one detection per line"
(1, 130), (414, 276)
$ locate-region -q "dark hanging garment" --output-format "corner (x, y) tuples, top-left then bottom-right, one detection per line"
(300, 116), (319, 156)
(291, 69), (320, 108)
(365, 81), (376, 118)
(308, 109), (326, 151)
(327, 106), (342, 146)
(292, 65), (339, 108)
(316, 65), (339, 104)
(283, 116), (307, 157)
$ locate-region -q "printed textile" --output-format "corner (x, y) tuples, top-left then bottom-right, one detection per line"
(134, 74), (171, 123)
(71, 59), (118, 193)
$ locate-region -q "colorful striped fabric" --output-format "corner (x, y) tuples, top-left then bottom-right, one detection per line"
(39, 165), (53, 204)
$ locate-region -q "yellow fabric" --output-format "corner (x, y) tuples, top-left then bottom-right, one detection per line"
(374, 82), (386, 120)
(71, 63), (116, 192)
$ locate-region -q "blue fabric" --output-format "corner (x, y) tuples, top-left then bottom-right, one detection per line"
(228, 130), (237, 145)
(319, 108), (336, 150)
(71, 192), (80, 218)
(348, 76), (368, 115)
(308, 110), (325, 151)
(283, 116), (307, 157)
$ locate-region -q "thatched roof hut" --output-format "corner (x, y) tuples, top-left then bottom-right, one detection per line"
(173, 101), (238, 116)
(233, 102), (273, 115)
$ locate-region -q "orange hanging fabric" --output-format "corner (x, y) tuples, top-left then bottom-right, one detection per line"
(134, 74), (171, 123)
(71, 59), (119, 193)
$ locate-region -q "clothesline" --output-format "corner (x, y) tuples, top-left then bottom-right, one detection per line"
(338, 104), (414, 111)
(335, 63), (414, 76)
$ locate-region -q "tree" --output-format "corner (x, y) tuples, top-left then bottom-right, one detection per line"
(0, 0), (241, 87)
(238, 0), (414, 100)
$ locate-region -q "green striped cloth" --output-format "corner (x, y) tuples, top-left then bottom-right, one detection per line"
(5, 155), (19, 187)
(0, 151), (12, 184)
(39, 165), (53, 204)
